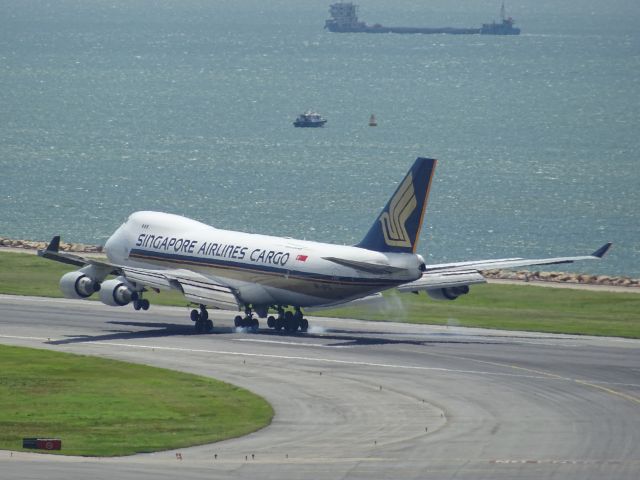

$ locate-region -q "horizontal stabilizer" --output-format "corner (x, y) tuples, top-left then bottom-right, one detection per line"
(323, 256), (407, 274)
(397, 270), (486, 293)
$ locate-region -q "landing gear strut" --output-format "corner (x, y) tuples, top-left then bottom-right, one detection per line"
(190, 304), (213, 333)
(132, 298), (150, 311)
(267, 306), (308, 333)
(132, 291), (150, 311)
(234, 307), (259, 333)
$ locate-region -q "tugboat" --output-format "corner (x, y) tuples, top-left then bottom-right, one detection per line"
(293, 111), (327, 128)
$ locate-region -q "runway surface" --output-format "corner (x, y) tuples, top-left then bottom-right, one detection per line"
(1, 294), (639, 479)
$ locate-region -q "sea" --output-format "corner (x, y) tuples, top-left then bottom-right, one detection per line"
(1, 0), (639, 277)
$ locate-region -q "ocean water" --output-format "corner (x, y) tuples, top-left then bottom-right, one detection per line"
(1, 0), (639, 276)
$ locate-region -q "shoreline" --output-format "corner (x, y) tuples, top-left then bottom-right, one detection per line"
(2, 237), (638, 292)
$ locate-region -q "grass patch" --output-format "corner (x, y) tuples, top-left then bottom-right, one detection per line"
(0, 251), (187, 305)
(1, 251), (639, 337)
(0, 344), (273, 456)
(316, 285), (640, 338)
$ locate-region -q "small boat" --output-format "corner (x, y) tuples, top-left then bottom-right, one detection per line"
(368, 114), (377, 126)
(293, 111), (327, 128)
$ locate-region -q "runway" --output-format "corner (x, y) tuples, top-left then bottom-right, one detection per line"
(1, 294), (639, 479)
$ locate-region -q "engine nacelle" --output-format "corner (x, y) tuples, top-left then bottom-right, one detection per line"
(99, 277), (138, 307)
(426, 285), (470, 301)
(60, 271), (101, 299)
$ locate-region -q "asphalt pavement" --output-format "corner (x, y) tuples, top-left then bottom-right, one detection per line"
(1, 294), (639, 479)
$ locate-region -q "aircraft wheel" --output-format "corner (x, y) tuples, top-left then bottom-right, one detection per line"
(300, 318), (309, 332)
(190, 309), (200, 322)
(234, 315), (242, 328)
(141, 299), (150, 311)
(267, 316), (275, 328)
(195, 319), (204, 333)
(206, 319), (214, 332)
(133, 300), (142, 311)
(251, 318), (259, 333)
(284, 314), (298, 332)
(275, 317), (283, 331)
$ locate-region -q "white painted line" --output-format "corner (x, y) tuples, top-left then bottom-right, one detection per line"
(0, 334), (51, 341)
(82, 340), (555, 380)
(234, 338), (348, 348)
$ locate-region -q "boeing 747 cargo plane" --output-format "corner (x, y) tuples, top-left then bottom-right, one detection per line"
(39, 158), (611, 333)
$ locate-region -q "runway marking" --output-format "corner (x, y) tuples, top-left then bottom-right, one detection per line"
(0, 334), (51, 341)
(234, 338), (349, 348)
(574, 379), (640, 406)
(82, 341), (556, 380)
(420, 351), (640, 407)
(490, 458), (637, 465)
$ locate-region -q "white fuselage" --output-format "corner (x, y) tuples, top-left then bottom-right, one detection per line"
(104, 211), (424, 309)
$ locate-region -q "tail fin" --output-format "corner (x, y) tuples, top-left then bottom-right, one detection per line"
(357, 157), (436, 253)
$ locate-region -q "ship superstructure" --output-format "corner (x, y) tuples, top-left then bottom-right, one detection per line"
(480, 3), (521, 35)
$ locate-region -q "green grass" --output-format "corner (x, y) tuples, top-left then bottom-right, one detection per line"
(0, 251), (186, 305)
(1, 251), (640, 337)
(316, 286), (640, 338)
(0, 344), (273, 456)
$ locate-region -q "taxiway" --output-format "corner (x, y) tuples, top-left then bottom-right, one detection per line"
(1, 294), (639, 479)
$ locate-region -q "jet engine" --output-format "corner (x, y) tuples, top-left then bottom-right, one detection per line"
(59, 271), (101, 299)
(426, 285), (470, 301)
(99, 277), (138, 307)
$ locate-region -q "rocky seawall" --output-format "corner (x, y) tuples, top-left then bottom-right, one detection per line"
(482, 269), (640, 289)
(1, 237), (638, 289)
(0, 237), (102, 253)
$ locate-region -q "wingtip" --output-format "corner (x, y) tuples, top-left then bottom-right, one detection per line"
(46, 235), (61, 253)
(591, 242), (612, 258)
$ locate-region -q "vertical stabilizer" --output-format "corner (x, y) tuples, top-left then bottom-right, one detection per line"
(357, 157), (436, 253)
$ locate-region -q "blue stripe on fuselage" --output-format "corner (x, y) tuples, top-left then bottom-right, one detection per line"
(128, 248), (402, 287)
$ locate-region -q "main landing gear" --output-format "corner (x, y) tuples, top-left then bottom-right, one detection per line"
(190, 304), (213, 334)
(266, 307), (309, 333)
(131, 291), (150, 311)
(234, 307), (259, 333)
(132, 297), (150, 311)
(232, 306), (309, 334)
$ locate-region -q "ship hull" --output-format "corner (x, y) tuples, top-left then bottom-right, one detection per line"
(326, 24), (481, 34)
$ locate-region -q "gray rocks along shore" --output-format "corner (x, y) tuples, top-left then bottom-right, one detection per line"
(1, 237), (638, 289)
(0, 237), (102, 253)
(482, 269), (639, 289)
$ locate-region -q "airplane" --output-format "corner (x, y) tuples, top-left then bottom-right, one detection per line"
(38, 157), (611, 334)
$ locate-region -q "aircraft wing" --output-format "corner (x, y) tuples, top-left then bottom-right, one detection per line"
(38, 236), (240, 311)
(121, 266), (240, 310)
(399, 243), (612, 293)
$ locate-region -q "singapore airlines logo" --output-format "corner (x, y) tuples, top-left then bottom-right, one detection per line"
(379, 173), (417, 248)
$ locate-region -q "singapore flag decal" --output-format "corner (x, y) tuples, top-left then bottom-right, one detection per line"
(296, 254), (308, 262)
